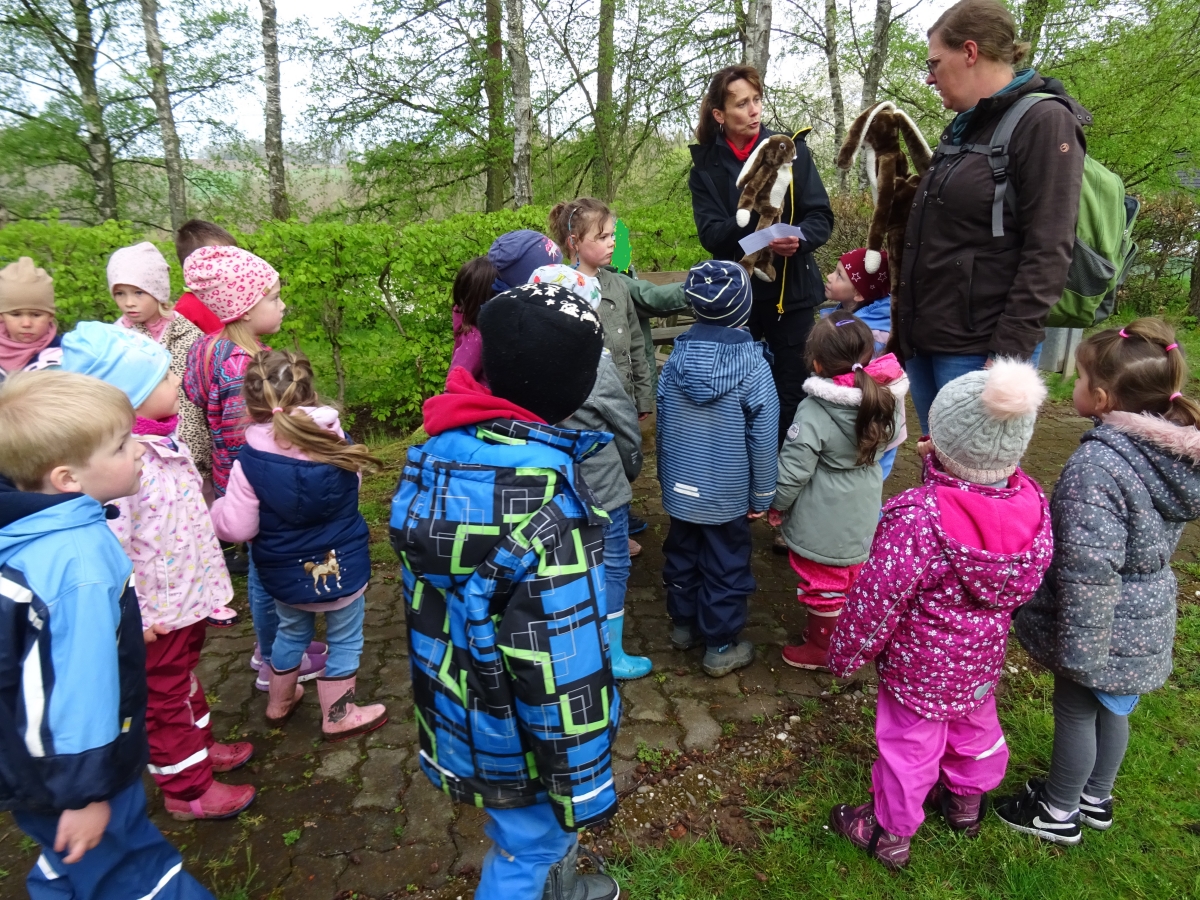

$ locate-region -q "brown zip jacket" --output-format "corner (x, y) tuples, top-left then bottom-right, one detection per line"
(896, 74), (1090, 360)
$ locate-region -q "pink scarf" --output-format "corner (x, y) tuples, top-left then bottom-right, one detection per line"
(832, 352), (905, 387)
(0, 320), (57, 375)
(134, 414), (179, 436)
(117, 312), (173, 344)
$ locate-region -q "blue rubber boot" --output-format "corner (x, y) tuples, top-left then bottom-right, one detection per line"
(609, 615), (652, 680)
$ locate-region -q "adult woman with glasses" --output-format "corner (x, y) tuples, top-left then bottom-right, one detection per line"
(688, 65), (834, 448)
(895, 0), (1090, 433)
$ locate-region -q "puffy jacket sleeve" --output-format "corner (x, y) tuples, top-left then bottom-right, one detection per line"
(1044, 457), (1126, 679)
(209, 460), (260, 543)
(618, 273), (688, 318)
(182, 337), (209, 410)
(489, 505), (618, 830)
(989, 102), (1086, 357)
(828, 499), (927, 677)
(745, 354), (780, 512)
(772, 400), (822, 512)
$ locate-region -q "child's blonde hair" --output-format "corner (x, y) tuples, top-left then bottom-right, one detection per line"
(242, 350), (381, 473)
(0, 370), (134, 489)
(220, 318), (263, 356)
(1076, 317), (1200, 428)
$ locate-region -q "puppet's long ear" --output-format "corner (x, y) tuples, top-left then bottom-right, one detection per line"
(836, 101), (894, 170)
(736, 138), (771, 187)
(895, 108), (933, 173)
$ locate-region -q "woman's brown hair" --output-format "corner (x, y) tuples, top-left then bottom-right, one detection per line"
(242, 350), (382, 473)
(695, 65), (764, 145)
(806, 314), (896, 465)
(928, 0), (1030, 67)
(548, 198), (613, 260)
(1075, 317), (1200, 428)
(453, 256), (499, 332)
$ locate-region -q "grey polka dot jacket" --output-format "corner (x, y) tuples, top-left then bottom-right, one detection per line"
(1016, 411), (1200, 694)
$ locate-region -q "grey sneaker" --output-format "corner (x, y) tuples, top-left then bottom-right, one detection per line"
(702, 641), (754, 677)
(542, 841), (618, 900)
(670, 623), (703, 651)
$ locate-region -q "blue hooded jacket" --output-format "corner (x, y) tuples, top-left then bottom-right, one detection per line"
(656, 324), (779, 523)
(0, 479), (148, 814)
(238, 445), (371, 605)
(390, 417), (621, 831)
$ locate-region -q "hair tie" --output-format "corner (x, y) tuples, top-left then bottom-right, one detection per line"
(1119, 328), (1130, 338)
(1165, 343), (1178, 353)
(272, 407), (283, 414)
(851, 363), (864, 372)
(834, 318), (854, 327)
(1170, 392), (1183, 402)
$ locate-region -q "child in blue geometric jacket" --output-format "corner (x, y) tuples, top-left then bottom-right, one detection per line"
(391, 282), (621, 900)
(0, 370), (211, 899)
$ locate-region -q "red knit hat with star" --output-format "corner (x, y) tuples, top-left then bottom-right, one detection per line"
(839, 248), (890, 302)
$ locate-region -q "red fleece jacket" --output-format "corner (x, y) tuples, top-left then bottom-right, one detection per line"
(423, 367), (546, 435)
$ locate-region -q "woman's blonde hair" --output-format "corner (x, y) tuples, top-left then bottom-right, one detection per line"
(1075, 317), (1200, 427)
(242, 350), (381, 473)
(929, 0), (1030, 67)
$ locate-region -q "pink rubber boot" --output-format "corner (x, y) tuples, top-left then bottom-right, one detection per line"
(265, 664), (304, 726)
(316, 673), (387, 742)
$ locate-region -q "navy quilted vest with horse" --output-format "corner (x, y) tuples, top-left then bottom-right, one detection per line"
(238, 445), (371, 605)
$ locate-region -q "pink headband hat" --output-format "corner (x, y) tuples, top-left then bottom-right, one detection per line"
(107, 242), (172, 305)
(182, 245), (279, 324)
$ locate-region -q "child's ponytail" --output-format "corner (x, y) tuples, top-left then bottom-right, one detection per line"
(1076, 317), (1200, 428)
(243, 350), (382, 473)
(806, 314), (896, 466)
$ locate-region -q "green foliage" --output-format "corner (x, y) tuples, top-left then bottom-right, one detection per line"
(281, 828), (301, 847)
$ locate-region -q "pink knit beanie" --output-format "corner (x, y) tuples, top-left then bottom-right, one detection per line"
(182, 245), (279, 323)
(107, 242), (172, 305)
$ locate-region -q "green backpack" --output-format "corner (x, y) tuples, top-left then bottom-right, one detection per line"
(936, 93), (1140, 328)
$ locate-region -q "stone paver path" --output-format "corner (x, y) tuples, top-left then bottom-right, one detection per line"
(5, 403), (1194, 899)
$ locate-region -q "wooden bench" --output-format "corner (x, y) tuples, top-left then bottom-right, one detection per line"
(644, 271), (693, 346)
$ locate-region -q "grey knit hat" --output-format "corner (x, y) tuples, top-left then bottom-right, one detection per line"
(929, 358), (1047, 484)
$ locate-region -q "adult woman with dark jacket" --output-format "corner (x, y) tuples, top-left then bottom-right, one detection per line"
(688, 65), (834, 446)
(896, 0), (1090, 432)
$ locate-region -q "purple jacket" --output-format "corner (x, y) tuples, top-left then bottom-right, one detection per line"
(829, 455), (1053, 720)
(448, 308), (485, 388)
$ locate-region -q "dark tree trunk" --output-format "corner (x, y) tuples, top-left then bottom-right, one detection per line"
(483, 0), (506, 211)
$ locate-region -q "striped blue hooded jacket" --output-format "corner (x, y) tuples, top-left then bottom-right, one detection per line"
(656, 324), (779, 523)
(390, 418), (621, 830)
(0, 480), (148, 814)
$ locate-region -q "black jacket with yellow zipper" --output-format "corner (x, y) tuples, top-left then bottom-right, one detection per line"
(688, 126), (834, 344)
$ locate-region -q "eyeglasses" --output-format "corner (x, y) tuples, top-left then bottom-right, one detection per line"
(925, 54), (942, 76)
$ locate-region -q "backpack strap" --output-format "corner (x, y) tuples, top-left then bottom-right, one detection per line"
(932, 93), (1056, 238)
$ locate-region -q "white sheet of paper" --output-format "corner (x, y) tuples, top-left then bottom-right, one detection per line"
(738, 222), (807, 256)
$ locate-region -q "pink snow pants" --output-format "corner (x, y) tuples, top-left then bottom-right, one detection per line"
(872, 688), (1009, 836)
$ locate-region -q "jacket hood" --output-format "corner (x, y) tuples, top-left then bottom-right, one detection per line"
(0, 491), (105, 562)
(662, 323), (764, 404)
(970, 73), (1092, 133)
(802, 371), (910, 408)
(1090, 412), (1200, 523)
(921, 456), (1052, 611)
(424, 367), (546, 435)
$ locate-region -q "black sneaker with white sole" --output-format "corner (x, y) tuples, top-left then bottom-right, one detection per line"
(1079, 795), (1114, 830)
(995, 781), (1082, 845)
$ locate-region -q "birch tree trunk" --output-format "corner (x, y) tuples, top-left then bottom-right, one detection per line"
(67, 0), (118, 220)
(592, 0), (616, 200)
(824, 0), (848, 191)
(139, 0), (187, 231)
(483, 0), (506, 211)
(743, 0), (772, 78)
(260, 0), (290, 220)
(860, 0), (892, 110)
(504, 0), (533, 207)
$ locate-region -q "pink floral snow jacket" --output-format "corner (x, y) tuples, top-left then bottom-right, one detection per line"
(828, 455), (1053, 720)
(109, 434), (233, 632)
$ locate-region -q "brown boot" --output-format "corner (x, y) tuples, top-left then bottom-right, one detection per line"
(265, 664), (304, 726)
(316, 673), (387, 742)
(830, 800), (911, 869)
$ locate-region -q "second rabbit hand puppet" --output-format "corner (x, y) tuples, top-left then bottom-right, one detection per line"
(837, 101), (932, 294)
(735, 133), (797, 282)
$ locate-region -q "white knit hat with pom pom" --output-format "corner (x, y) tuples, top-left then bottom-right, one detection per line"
(929, 358), (1047, 484)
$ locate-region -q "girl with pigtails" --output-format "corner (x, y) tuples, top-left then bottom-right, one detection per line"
(767, 313), (909, 672)
(210, 349), (388, 741)
(997, 318), (1200, 844)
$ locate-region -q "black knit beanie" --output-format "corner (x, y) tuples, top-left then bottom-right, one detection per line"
(478, 282), (603, 424)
